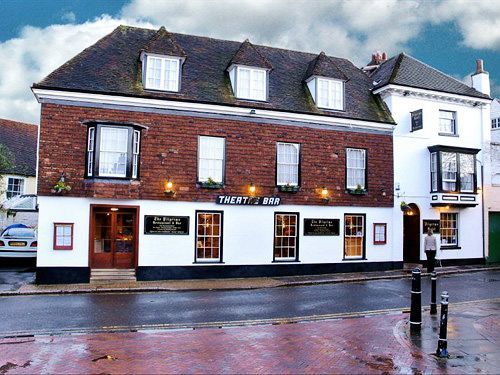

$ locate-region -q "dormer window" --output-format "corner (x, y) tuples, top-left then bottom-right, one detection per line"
(143, 54), (182, 92)
(230, 66), (267, 101)
(316, 78), (344, 110)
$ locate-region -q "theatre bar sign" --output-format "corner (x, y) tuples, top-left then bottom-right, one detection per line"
(216, 195), (281, 206)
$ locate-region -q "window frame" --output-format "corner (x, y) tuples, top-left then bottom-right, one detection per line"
(438, 110), (457, 136)
(276, 142), (301, 187)
(440, 212), (459, 248)
(85, 124), (141, 180)
(343, 213), (366, 260)
(373, 223), (387, 245)
(53, 222), (74, 250)
(197, 135), (226, 184)
(194, 210), (223, 263)
(235, 65), (268, 101)
(315, 77), (345, 111)
(5, 176), (26, 199)
(143, 53), (182, 92)
(492, 118), (500, 130)
(428, 148), (477, 194)
(345, 148), (367, 190)
(273, 212), (300, 262)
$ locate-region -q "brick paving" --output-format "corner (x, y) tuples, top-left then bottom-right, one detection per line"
(1, 300), (498, 374)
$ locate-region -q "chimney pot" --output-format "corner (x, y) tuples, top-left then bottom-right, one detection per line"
(382, 52), (387, 60)
(476, 59), (484, 74)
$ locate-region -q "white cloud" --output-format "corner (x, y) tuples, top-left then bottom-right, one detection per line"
(0, 16), (155, 124)
(61, 11), (76, 23)
(432, 0), (500, 50)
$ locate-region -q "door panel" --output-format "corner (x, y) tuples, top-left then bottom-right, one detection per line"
(489, 213), (500, 263)
(91, 207), (137, 269)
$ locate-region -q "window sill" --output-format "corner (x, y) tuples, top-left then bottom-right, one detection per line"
(84, 178), (137, 184)
(197, 182), (224, 189)
(272, 260), (300, 263)
(342, 257), (366, 261)
(192, 261), (225, 264)
(438, 133), (459, 137)
(440, 246), (461, 250)
(277, 185), (300, 193)
(346, 189), (367, 196)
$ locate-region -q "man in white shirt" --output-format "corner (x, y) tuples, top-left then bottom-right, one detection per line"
(424, 228), (437, 272)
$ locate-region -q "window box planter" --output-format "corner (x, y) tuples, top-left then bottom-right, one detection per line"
(347, 188), (367, 196)
(278, 185), (300, 193)
(197, 181), (224, 189)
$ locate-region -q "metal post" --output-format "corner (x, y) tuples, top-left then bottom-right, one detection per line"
(430, 272), (437, 315)
(410, 268), (422, 333)
(436, 291), (449, 358)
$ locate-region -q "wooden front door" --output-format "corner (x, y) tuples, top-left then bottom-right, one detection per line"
(91, 206), (137, 269)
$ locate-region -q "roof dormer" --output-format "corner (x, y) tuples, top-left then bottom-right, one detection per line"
(305, 52), (347, 111)
(140, 27), (186, 92)
(227, 39), (272, 102)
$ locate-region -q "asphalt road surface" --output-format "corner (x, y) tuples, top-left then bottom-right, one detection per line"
(0, 270), (498, 336)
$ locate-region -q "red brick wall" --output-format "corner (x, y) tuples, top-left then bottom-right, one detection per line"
(38, 103), (393, 207)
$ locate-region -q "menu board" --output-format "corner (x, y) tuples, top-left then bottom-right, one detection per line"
(423, 220), (440, 234)
(144, 216), (189, 235)
(303, 219), (340, 236)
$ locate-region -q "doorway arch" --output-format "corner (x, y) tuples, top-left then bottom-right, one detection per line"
(403, 203), (421, 263)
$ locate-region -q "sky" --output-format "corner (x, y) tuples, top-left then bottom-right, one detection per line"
(0, 0), (499, 125)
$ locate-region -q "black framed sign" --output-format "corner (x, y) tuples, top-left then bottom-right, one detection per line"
(423, 220), (440, 234)
(303, 219), (340, 236)
(411, 109), (423, 132)
(144, 216), (190, 235)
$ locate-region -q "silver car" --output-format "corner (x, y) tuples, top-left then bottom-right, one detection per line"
(0, 227), (37, 258)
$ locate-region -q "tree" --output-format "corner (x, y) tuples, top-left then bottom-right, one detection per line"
(0, 144), (13, 203)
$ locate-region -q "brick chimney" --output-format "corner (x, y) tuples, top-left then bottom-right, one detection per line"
(370, 51), (388, 66)
(471, 59), (490, 96)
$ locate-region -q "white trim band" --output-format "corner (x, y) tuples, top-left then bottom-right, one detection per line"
(32, 88), (395, 133)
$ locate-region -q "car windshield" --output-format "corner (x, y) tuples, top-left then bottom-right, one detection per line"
(2, 228), (35, 238)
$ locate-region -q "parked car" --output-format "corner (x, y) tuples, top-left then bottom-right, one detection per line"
(0, 226), (37, 258)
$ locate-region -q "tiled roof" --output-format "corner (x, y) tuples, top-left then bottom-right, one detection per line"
(0, 118), (38, 176)
(304, 52), (347, 81)
(142, 26), (186, 57)
(34, 25), (394, 124)
(370, 53), (490, 99)
(228, 39), (272, 70)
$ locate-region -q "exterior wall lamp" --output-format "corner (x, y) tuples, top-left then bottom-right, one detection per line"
(249, 182), (256, 195)
(164, 178), (175, 195)
(321, 186), (329, 202)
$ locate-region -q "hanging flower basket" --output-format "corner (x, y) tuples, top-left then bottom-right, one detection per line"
(400, 201), (411, 212)
(51, 180), (71, 195)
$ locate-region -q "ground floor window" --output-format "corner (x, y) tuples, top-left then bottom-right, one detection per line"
(440, 213), (458, 247)
(196, 211), (223, 262)
(274, 213), (299, 261)
(344, 214), (365, 258)
(6, 177), (25, 199)
(53, 223), (74, 250)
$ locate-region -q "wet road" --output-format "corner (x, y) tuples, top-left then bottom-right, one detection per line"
(0, 270), (498, 336)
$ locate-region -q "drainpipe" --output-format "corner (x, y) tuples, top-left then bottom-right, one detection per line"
(481, 164), (486, 261)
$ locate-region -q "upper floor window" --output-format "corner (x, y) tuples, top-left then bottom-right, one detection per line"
(86, 125), (141, 179)
(143, 55), (181, 92)
(6, 177), (25, 199)
(346, 148), (366, 189)
(317, 78), (344, 110)
(429, 150), (476, 193)
(439, 110), (456, 135)
(234, 66), (267, 101)
(492, 118), (500, 129)
(276, 142), (300, 186)
(198, 136), (225, 183)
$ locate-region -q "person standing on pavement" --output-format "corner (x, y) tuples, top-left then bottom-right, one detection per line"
(424, 228), (437, 272)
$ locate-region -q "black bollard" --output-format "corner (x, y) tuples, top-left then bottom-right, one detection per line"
(410, 268), (422, 333)
(430, 272), (437, 315)
(436, 291), (449, 358)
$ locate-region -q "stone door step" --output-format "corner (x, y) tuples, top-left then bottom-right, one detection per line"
(90, 269), (136, 283)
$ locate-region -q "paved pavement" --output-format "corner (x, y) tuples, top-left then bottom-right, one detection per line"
(1, 270), (498, 337)
(1, 299), (498, 374)
(2, 264), (499, 296)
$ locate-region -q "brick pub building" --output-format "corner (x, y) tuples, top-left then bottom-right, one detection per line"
(33, 26), (400, 283)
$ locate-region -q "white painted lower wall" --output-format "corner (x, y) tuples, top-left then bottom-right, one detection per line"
(37, 196), (397, 268)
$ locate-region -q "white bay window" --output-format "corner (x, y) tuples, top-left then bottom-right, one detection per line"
(86, 124), (141, 179)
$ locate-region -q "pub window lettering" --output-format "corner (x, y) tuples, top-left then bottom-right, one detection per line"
(86, 125), (141, 179)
